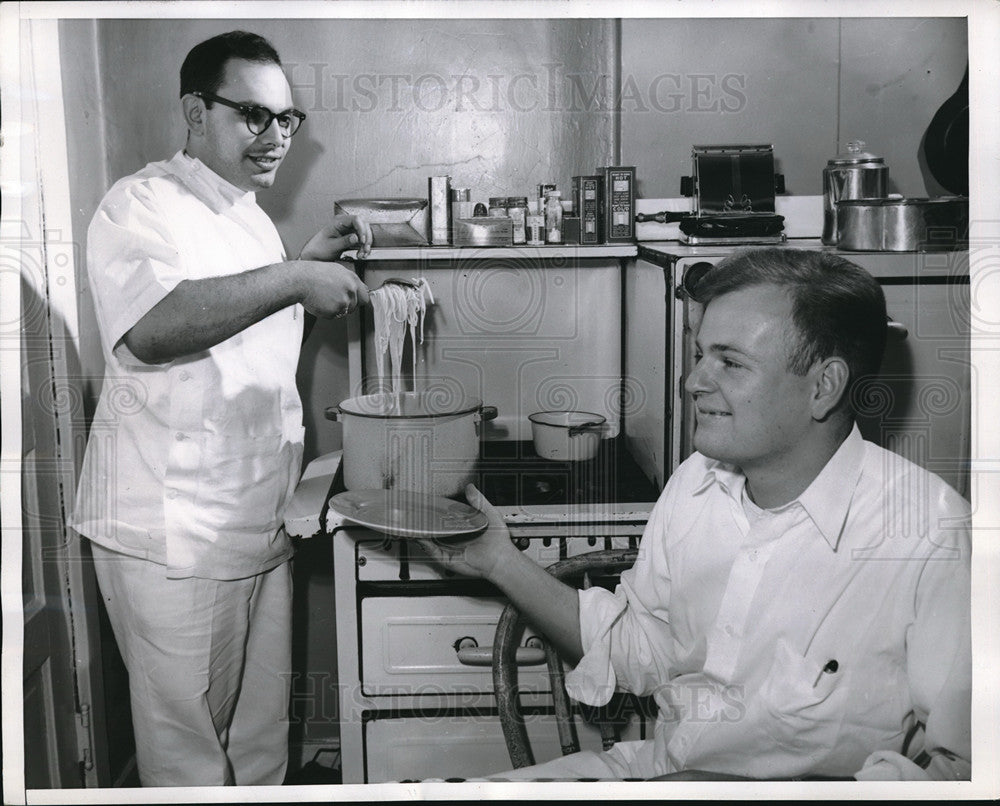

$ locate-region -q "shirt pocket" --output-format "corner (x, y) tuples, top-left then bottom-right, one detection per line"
(192, 427), (304, 534)
(757, 637), (848, 752)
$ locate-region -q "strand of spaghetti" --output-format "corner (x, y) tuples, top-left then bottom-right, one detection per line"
(407, 279), (434, 382)
(371, 289), (389, 387)
(392, 283), (409, 394)
(371, 284), (403, 393)
(369, 279), (433, 395)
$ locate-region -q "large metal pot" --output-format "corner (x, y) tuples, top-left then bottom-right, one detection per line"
(325, 392), (497, 496)
(822, 141), (888, 245)
(836, 196), (969, 251)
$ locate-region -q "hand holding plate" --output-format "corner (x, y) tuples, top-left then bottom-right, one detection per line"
(416, 484), (514, 579)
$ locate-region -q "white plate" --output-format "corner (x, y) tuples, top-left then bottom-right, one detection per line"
(327, 490), (488, 538)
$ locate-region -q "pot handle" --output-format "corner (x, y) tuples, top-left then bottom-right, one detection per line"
(324, 406), (341, 421)
(478, 405), (499, 422)
(887, 319), (908, 341)
(568, 420), (605, 438)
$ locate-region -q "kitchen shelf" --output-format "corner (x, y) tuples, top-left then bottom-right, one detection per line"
(352, 244), (638, 261)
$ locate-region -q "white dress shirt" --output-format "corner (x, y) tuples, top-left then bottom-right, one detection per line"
(72, 151), (303, 580)
(566, 426), (971, 780)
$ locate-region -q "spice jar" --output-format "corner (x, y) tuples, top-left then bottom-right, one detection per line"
(545, 190), (563, 244)
(526, 201), (544, 245)
(488, 197), (508, 217)
(508, 197), (528, 244)
(538, 183), (557, 210)
(451, 187), (473, 223)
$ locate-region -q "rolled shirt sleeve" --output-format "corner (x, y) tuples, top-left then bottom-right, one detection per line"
(565, 486), (679, 706)
(565, 586), (628, 706)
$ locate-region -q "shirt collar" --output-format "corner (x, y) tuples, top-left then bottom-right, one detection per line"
(169, 150), (256, 213)
(694, 458), (745, 500)
(693, 424), (865, 551)
(794, 424), (865, 550)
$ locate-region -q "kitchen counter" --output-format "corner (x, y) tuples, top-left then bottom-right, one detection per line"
(636, 239), (970, 281)
(636, 238), (822, 269)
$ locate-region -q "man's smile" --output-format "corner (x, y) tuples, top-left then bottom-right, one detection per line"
(246, 152), (282, 169)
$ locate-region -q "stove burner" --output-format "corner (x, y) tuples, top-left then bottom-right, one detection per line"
(532, 479), (553, 495)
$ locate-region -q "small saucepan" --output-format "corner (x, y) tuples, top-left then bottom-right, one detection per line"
(528, 411), (607, 461)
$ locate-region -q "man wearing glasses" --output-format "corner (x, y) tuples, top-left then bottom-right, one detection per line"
(70, 31), (369, 786)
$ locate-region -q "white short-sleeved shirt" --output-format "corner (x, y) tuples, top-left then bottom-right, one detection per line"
(71, 151), (303, 580)
(566, 426), (971, 780)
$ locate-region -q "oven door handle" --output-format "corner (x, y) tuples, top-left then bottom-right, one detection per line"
(456, 644), (546, 667)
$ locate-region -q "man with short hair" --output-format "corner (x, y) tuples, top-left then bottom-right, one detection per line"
(425, 248), (971, 781)
(71, 30), (371, 786)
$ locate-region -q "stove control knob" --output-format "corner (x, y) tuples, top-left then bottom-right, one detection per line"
(512, 536), (531, 551)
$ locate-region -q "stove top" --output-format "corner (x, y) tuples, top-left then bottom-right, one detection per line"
(474, 438), (659, 508)
(318, 438), (659, 529)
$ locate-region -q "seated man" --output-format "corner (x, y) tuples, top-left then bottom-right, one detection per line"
(421, 247), (970, 781)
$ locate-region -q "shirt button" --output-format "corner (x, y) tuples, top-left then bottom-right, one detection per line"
(724, 624), (736, 637)
(179, 371), (191, 381)
(175, 432), (186, 441)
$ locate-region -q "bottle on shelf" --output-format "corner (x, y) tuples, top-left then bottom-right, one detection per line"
(545, 190), (563, 244)
(526, 200), (544, 246)
(508, 196), (528, 244)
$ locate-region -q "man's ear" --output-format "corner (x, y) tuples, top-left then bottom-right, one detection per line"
(810, 356), (850, 420)
(181, 94), (205, 136)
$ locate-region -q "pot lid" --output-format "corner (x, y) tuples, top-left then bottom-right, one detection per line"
(338, 391), (484, 419)
(828, 139), (884, 166)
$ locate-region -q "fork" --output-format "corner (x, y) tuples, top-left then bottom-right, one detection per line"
(376, 277), (421, 289)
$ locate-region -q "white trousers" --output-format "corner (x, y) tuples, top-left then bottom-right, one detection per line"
(91, 543), (292, 786)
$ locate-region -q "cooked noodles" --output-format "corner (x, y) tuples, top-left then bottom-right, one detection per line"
(370, 278), (434, 395)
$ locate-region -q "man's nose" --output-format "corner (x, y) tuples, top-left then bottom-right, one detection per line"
(257, 117), (285, 145)
(685, 356), (711, 395)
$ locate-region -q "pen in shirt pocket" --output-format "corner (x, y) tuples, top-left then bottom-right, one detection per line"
(813, 659), (839, 688)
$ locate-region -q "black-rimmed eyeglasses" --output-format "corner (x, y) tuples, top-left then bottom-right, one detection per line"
(192, 91), (306, 137)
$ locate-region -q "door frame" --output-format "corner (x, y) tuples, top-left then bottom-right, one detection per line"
(2, 15), (115, 797)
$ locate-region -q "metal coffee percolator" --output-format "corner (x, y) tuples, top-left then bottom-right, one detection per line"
(822, 140), (888, 245)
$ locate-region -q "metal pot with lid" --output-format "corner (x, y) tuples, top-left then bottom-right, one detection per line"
(325, 391), (498, 496)
(822, 140), (889, 245)
(836, 195), (969, 252)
